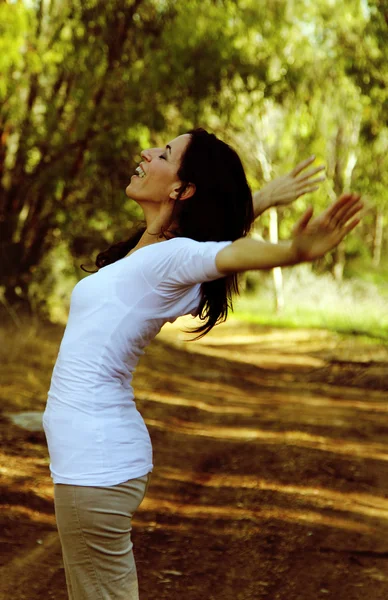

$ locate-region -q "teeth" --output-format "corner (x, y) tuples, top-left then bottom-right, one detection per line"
(135, 166), (146, 178)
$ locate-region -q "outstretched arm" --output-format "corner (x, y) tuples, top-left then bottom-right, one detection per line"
(216, 193), (362, 274)
(253, 156), (325, 218)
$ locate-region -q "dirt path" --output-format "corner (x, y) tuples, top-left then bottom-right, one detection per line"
(1, 322), (388, 599)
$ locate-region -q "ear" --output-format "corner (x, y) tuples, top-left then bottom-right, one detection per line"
(169, 182), (196, 201)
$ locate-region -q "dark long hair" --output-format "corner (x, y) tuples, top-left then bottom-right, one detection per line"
(82, 128), (254, 338)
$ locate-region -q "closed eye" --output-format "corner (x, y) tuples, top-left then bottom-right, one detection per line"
(159, 153), (167, 160)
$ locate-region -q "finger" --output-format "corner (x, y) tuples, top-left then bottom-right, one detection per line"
(336, 202), (363, 226)
(297, 166), (326, 183)
(297, 177), (325, 192)
(290, 156), (317, 177)
(303, 185), (320, 194)
(293, 206), (314, 234)
(295, 178), (325, 194)
(292, 184), (320, 199)
(337, 218), (361, 242)
(345, 217), (361, 233)
(328, 197), (362, 225)
(327, 194), (362, 223)
(325, 193), (360, 220)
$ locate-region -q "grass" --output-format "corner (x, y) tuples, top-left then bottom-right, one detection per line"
(234, 266), (388, 343)
(1, 263), (387, 416)
(0, 319), (64, 413)
(233, 302), (388, 342)
(0, 306), (387, 418)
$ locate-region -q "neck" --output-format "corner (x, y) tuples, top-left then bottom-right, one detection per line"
(140, 201), (159, 230)
(125, 200), (177, 258)
(138, 198), (180, 238)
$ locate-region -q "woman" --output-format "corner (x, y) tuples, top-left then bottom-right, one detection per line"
(43, 128), (362, 599)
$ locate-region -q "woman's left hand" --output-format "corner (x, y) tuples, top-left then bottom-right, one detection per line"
(253, 156), (325, 217)
(273, 156), (326, 207)
(291, 193), (363, 262)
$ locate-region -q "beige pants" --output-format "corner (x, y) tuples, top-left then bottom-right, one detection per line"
(54, 474), (150, 600)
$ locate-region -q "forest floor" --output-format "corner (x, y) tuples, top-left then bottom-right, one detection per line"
(1, 319), (388, 600)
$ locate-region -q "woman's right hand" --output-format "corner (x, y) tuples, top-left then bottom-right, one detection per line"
(290, 193), (363, 262)
(216, 193), (362, 275)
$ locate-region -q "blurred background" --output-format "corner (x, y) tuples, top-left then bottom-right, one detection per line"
(0, 0), (387, 338)
(1, 5), (388, 598)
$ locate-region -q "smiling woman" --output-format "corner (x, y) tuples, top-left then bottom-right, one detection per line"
(126, 135), (193, 207)
(43, 127), (362, 600)
(92, 129), (255, 338)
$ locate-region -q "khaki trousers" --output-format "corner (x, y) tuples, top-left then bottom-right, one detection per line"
(54, 474), (150, 600)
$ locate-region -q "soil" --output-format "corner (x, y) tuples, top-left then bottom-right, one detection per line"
(1, 320), (388, 600)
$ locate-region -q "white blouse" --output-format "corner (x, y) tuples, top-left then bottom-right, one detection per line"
(43, 237), (232, 486)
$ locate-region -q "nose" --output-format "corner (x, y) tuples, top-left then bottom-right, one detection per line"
(141, 147), (161, 162)
(140, 149), (152, 162)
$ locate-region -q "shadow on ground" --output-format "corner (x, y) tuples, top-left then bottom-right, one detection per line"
(1, 320), (388, 600)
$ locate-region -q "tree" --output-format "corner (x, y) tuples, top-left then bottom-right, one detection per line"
(0, 0), (266, 313)
(1, 0), (386, 319)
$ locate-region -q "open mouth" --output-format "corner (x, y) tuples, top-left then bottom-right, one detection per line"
(135, 165), (146, 178)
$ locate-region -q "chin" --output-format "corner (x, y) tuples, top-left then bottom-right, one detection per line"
(125, 183), (137, 198)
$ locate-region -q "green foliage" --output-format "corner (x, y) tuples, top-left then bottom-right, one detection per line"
(237, 264), (388, 341)
(0, 0), (387, 319)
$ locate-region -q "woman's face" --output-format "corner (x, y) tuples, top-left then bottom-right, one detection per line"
(126, 134), (191, 203)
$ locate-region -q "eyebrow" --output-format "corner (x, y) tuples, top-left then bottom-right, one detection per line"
(166, 145), (172, 155)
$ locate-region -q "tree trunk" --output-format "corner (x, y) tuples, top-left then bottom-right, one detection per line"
(333, 245), (345, 282)
(269, 207), (284, 312)
(373, 208), (384, 268)
(330, 119), (360, 281)
(255, 140), (285, 313)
